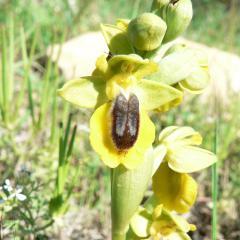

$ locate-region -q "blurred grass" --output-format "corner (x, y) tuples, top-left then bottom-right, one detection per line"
(0, 0), (240, 239)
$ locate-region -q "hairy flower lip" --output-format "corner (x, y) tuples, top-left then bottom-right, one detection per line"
(111, 93), (140, 151)
(89, 102), (155, 169)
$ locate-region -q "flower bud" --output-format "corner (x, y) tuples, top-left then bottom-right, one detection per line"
(127, 13), (167, 51)
(155, 0), (193, 43)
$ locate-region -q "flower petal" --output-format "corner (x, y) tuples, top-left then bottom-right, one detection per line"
(108, 54), (158, 78)
(130, 207), (152, 238)
(116, 19), (130, 30)
(100, 24), (134, 54)
(16, 193), (27, 201)
(158, 126), (179, 142)
(133, 79), (183, 111)
(89, 103), (155, 169)
(92, 55), (108, 77)
(166, 232), (191, 240)
(168, 145), (217, 173)
(58, 77), (107, 108)
(152, 162), (197, 213)
(151, 144), (167, 176)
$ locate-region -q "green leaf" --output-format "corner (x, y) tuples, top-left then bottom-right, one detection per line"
(58, 77), (107, 109)
(100, 24), (135, 55)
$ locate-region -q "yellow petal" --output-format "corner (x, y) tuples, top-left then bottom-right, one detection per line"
(57, 77), (106, 108)
(158, 126), (179, 142)
(152, 162), (197, 213)
(130, 207), (151, 238)
(116, 19), (130, 30)
(166, 232), (191, 240)
(151, 144), (167, 176)
(158, 126), (178, 142)
(89, 103), (155, 169)
(108, 54), (158, 78)
(168, 145), (217, 173)
(92, 55), (108, 77)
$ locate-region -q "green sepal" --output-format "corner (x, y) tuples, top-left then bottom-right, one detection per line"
(57, 77), (107, 109)
(179, 66), (210, 94)
(133, 79), (183, 111)
(100, 24), (135, 55)
(150, 49), (196, 85)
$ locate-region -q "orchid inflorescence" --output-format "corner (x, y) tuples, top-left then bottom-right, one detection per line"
(58, 0), (217, 239)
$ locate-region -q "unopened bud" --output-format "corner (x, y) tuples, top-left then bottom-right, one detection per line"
(127, 13), (167, 51)
(155, 0), (193, 43)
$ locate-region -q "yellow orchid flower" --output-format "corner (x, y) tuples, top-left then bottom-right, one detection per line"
(152, 162), (197, 213)
(130, 205), (195, 240)
(58, 54), (182, 169)
(156, 126), (217, 173)
(151, 46), (210, 94)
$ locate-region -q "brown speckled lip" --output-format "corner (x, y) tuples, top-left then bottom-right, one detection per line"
(111, 93), (140, 151)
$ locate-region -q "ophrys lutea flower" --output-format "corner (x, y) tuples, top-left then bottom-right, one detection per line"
(152, 126), (217, 213)
(130, 204), (196, 240)
(58, 54), (182, 169)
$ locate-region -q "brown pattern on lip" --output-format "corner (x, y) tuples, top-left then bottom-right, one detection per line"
(111, 93), (140, 150)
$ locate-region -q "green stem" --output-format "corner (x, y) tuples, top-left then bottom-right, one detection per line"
(112, 232), (126, 240)
(211, 91), (219, 240)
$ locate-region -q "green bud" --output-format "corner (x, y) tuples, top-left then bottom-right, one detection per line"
(155, 0), (193, 43)
(127, 13), (167, 51)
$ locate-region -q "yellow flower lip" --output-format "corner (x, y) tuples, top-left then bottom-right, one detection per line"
(111, 93), (140, 151)
(152, 162), (197, 213)
(89, 102), (155, 169)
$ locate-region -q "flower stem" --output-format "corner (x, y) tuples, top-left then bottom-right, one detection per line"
(112, 231), (126, 240)
(211, 90), (219, 240)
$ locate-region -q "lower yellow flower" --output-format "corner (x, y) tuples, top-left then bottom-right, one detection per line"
(89, 99), (155, 169)
(152, 162), (197, 213)
(130, 205), (195, 240)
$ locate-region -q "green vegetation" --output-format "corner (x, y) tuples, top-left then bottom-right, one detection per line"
(0, 0), (239, 239)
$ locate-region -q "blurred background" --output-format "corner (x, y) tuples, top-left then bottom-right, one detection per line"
(0, 0), (239, 239)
